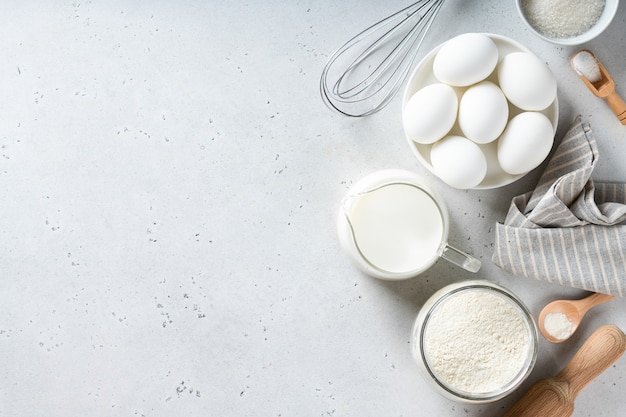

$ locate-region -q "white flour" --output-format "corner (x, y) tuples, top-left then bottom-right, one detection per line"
(424, 290), (530, 394)
(544, 312), (574, 340)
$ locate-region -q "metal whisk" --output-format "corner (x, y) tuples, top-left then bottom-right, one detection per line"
(320, 0), (446, 117)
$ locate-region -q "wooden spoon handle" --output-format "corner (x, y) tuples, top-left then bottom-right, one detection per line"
(606, 92), (626, 124)
(576, 292), (616, 314)
(556, 324), (626, 397)
(504, 325), (626, 417)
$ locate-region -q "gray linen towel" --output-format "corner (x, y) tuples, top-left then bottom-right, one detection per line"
(493, 117), (626, 297)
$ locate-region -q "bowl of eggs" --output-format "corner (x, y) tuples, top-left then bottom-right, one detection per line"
(402, 33), (559, 189)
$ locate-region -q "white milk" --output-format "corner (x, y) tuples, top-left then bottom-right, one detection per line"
(349, 183), (444, 273)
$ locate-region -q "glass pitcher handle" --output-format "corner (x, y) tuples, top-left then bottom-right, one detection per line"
(441, 244), (481, 273)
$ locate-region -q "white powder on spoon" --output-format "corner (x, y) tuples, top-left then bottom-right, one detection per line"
(544, 312), (574, 340)
(424, 290), (531, 394)
(521, 0), (605, 39)
(572, 51), (602, 83)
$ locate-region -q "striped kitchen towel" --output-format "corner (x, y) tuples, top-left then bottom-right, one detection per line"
(493, 117), (626, 297)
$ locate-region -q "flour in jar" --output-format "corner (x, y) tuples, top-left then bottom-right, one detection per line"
(423, 289), (531, 394)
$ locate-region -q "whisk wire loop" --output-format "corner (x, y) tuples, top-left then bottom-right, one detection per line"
(320, 0), (446, 117)
(334, 1), (433, 99)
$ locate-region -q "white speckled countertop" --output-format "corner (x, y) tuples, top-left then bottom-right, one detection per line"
(2, 1), (626, 416)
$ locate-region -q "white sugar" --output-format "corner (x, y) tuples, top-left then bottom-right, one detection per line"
(572, 51), (602, 83)
(521, 0), (605, 39)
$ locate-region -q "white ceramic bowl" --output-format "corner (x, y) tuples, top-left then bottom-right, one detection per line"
(402, 33), (559, 190)
(516, 0), (618, 45)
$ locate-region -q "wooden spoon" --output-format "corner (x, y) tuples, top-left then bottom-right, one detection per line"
(503, 324), (626, 417)
(571, 50), (626, 125)
(538, 292), (616, 343)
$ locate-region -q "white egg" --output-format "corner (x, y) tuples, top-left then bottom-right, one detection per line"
(497, 112), (554, 175)
(403, 83), (458, 145)
(458, 81), (509, 144)
(431, 135), (487, 189)
(498, 52), (557, 111)
(433, 33), (499, 87)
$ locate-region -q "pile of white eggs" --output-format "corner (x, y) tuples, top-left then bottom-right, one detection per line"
(403, 33), (557, 189)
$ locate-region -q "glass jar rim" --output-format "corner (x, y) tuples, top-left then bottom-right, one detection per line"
(418, 283), (538, 401)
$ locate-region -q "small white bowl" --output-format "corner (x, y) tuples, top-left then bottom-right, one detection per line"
(516, 0), (618, 45)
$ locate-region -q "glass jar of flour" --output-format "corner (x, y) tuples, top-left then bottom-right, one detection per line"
(412, 280), (538, 403)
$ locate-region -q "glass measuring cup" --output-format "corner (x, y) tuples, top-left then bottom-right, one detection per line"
(337, 169), (481, 280)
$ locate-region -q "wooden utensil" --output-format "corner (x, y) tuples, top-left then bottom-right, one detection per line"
(503, 324), (626, 417)
(538, 292), (616, 343)
(571, 50), (626, 125)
